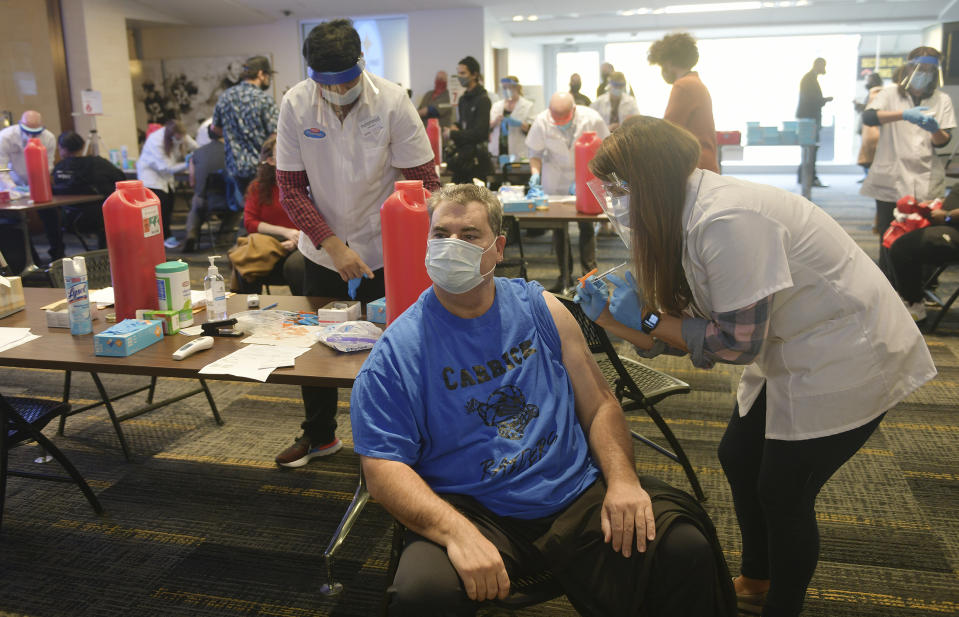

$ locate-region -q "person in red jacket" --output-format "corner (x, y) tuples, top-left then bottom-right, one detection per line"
(236, 134), (304, 295)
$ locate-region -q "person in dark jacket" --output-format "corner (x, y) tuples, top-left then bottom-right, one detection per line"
(796, 58), (833, 187)
(445, 56), (493, 184)
(50, 131), (126, 251)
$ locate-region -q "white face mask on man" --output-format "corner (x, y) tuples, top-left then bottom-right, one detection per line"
(320, 80), (363, 106)
(425, 237), (497, 294)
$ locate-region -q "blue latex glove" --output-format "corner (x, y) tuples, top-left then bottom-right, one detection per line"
(902, 106), (930, 125)
(606, 272), (646, 331)
(573, 276), (609, 321)
(505, 115), (523, 127)
(920, 114), (940, 133)
(501, 119), (510, 136)
(526, 185), (545, 199)
(528, 172), (541, 188)
(569, 181), (576, 195)
(426, 105), (439, 118)
(347, 274), (367, 300)
(498, 154), (510, 166)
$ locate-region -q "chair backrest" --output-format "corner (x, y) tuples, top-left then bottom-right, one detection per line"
(494, 215), (528, 280)
(46, 249), (112, 289)
(554, 294), (616, 355)
(1, 393), (65, 444)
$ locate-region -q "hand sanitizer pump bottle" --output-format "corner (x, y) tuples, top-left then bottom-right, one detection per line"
(204, 255), (228, 321)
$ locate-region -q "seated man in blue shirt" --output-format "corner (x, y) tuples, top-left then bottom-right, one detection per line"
(350, 183), (731, 617)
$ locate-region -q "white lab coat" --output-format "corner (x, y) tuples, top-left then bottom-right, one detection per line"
(0, 124), (56, 188)
(590, 93), (639, 127)
(860, 85), (957, 202)
(136, 129), (196, 193)
(682, 169), (935, 440)
(276, 71), (434, 272)
(525, 106), (609, 195)
(488, 96), (536, 159)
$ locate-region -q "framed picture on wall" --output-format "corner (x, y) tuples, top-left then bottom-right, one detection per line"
(943, 22), (959, 86)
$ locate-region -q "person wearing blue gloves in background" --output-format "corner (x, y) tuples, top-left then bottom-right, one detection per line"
(575, 116), (935, 617)
(526, 92), (609, 292)
(274, 18), (440, 468)
(488, 76), (535, 165)
(861, 46), (955, 239)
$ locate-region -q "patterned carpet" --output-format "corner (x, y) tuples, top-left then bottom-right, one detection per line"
(2, 174), (958, 616)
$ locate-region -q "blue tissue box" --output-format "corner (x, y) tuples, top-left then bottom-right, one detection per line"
(94, 319), (164, 356)
(367, 297), (387, 324)
(502, 197), (547, 212)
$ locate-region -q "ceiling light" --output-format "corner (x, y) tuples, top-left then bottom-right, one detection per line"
(635, 7), (653, 13)
(795, 0), (809, 5)
(527, 14), (539, 21)
(762, 1), (775, 6)
(618, 8), (636, 15)
(652, 7), (666, 14)
(662, 0), (762, 12)
(778, 1), (792, 6)
(512, 14), (524, 21)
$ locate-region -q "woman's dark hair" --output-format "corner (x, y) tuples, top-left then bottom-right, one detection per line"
(898, 46), (941, 98)
(303, 19), (361, 72)
(58, 131), (86, 154)
(253, 134), (277, 205)
(865, 72), (883, 90)
(647, 32), (700, 71)
(589, 116), (700, 315)
(162, 119), (185, 158)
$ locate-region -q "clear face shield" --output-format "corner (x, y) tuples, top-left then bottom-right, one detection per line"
(500, 78), (518, 101)
(308, 58), (366, 109)
(900, 56), (942, 95)
(587, 174), (632, 249)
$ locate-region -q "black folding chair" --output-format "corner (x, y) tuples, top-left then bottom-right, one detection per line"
(922, 260), (959, 333)
(555, 295), (706, 501)
(494, 215), (528, 280)
(1, 393), (104, 529)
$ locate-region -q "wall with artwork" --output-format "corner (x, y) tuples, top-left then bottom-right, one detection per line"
(129, 54), (263, 139)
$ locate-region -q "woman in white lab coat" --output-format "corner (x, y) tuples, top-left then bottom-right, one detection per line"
(576, 116), (935, 617)
(590, 71), (639, 131)
(488, 76), (535, 162)
(861, 46), (956, 238)
(137, 119), (196, 248)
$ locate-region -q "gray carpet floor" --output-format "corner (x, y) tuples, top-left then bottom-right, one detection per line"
(2, 173), (958, 616)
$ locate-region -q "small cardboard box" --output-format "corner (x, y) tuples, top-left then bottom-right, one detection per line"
(0, 276), (25, 319)
(366, 297), (387, 324)
(316, 300), (361, 324)
(502, 196), (547, 213)
(136, 309), (180, 335)
(94, 319), (164, 356)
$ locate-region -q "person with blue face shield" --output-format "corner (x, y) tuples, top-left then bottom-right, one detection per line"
(861, 46), (956, 243)
(488, 76), (535, 163)
(590, 72), (639, 132)
(351, 182), (731, 617)
(273, 18), (440, 469)
(526, 92), (610, 292)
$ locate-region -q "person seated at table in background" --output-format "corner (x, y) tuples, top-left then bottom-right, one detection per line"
(350, 183), (733, 617)
(50, 130), (126, 252)
(137, 119), (197, 249)
(228, 135), (304, 295)
(183, 124), (241, 252)
(526, 92), (609, 292)
(887, 189), (959, 321)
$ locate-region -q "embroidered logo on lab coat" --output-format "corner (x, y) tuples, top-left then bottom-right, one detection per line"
(304, 128), (326, 139)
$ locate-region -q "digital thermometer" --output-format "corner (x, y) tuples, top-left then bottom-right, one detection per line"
(172, 336), (214, 360)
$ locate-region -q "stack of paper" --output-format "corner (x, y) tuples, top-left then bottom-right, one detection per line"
(198, 344), (309, 382)
(0, 327), (39, 353)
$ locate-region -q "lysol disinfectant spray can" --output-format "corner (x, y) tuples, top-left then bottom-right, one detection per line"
(64, 256), (93, 335)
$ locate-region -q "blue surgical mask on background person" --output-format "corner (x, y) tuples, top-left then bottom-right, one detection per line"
(425, 237), (497, 294)
(457, 75), (471, 88)
(910, 71), (934, 93)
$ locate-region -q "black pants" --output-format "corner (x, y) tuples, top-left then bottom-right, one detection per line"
(388, 478), (718, 617)
(37, 208), (65, 261)
(154, 188), (175, 240)
(875, 199), (897, 241)
(797, 121), (820, 182)
(300, 257), (385, 444)
(717, 385), (884, 617)
(888, 224), (959, 303)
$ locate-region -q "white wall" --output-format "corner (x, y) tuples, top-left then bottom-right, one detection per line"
(408, 8), (485, 104)
(62, 0), (140, 157)
(509, 40), (546, 112)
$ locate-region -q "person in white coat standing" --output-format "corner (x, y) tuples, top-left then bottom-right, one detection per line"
(590, 72), (639, 132)
(136, 119), (196, 248)
(488, 76), (535, 163)
(861, 46), (955, 239)
(526, 93), (609, 292)
(576, 116), (935, 617)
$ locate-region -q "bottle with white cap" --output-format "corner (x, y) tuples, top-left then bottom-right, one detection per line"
(64, 256), (92, 335)
(203, 255), (228, 321)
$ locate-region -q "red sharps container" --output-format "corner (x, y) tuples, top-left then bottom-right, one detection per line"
(25, 138), (52, 203)
(381, 180), (432, 324)
(575, 131), (603, 214)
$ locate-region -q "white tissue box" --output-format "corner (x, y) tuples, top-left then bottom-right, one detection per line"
(317, 300), (361, 324)
(0, 276), (25, 318)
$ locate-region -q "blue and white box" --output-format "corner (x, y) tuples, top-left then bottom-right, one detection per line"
(94, 319), (164, 357)
(367, 297), (387, 324)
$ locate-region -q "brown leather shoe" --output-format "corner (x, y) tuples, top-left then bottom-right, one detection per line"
(275, 436), (342, 468)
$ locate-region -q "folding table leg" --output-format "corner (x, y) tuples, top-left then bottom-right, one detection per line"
(89, 373), (133, 462)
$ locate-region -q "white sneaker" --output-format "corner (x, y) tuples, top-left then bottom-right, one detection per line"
(905, 301), (927, 322)
(163, 236), (180, 249)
